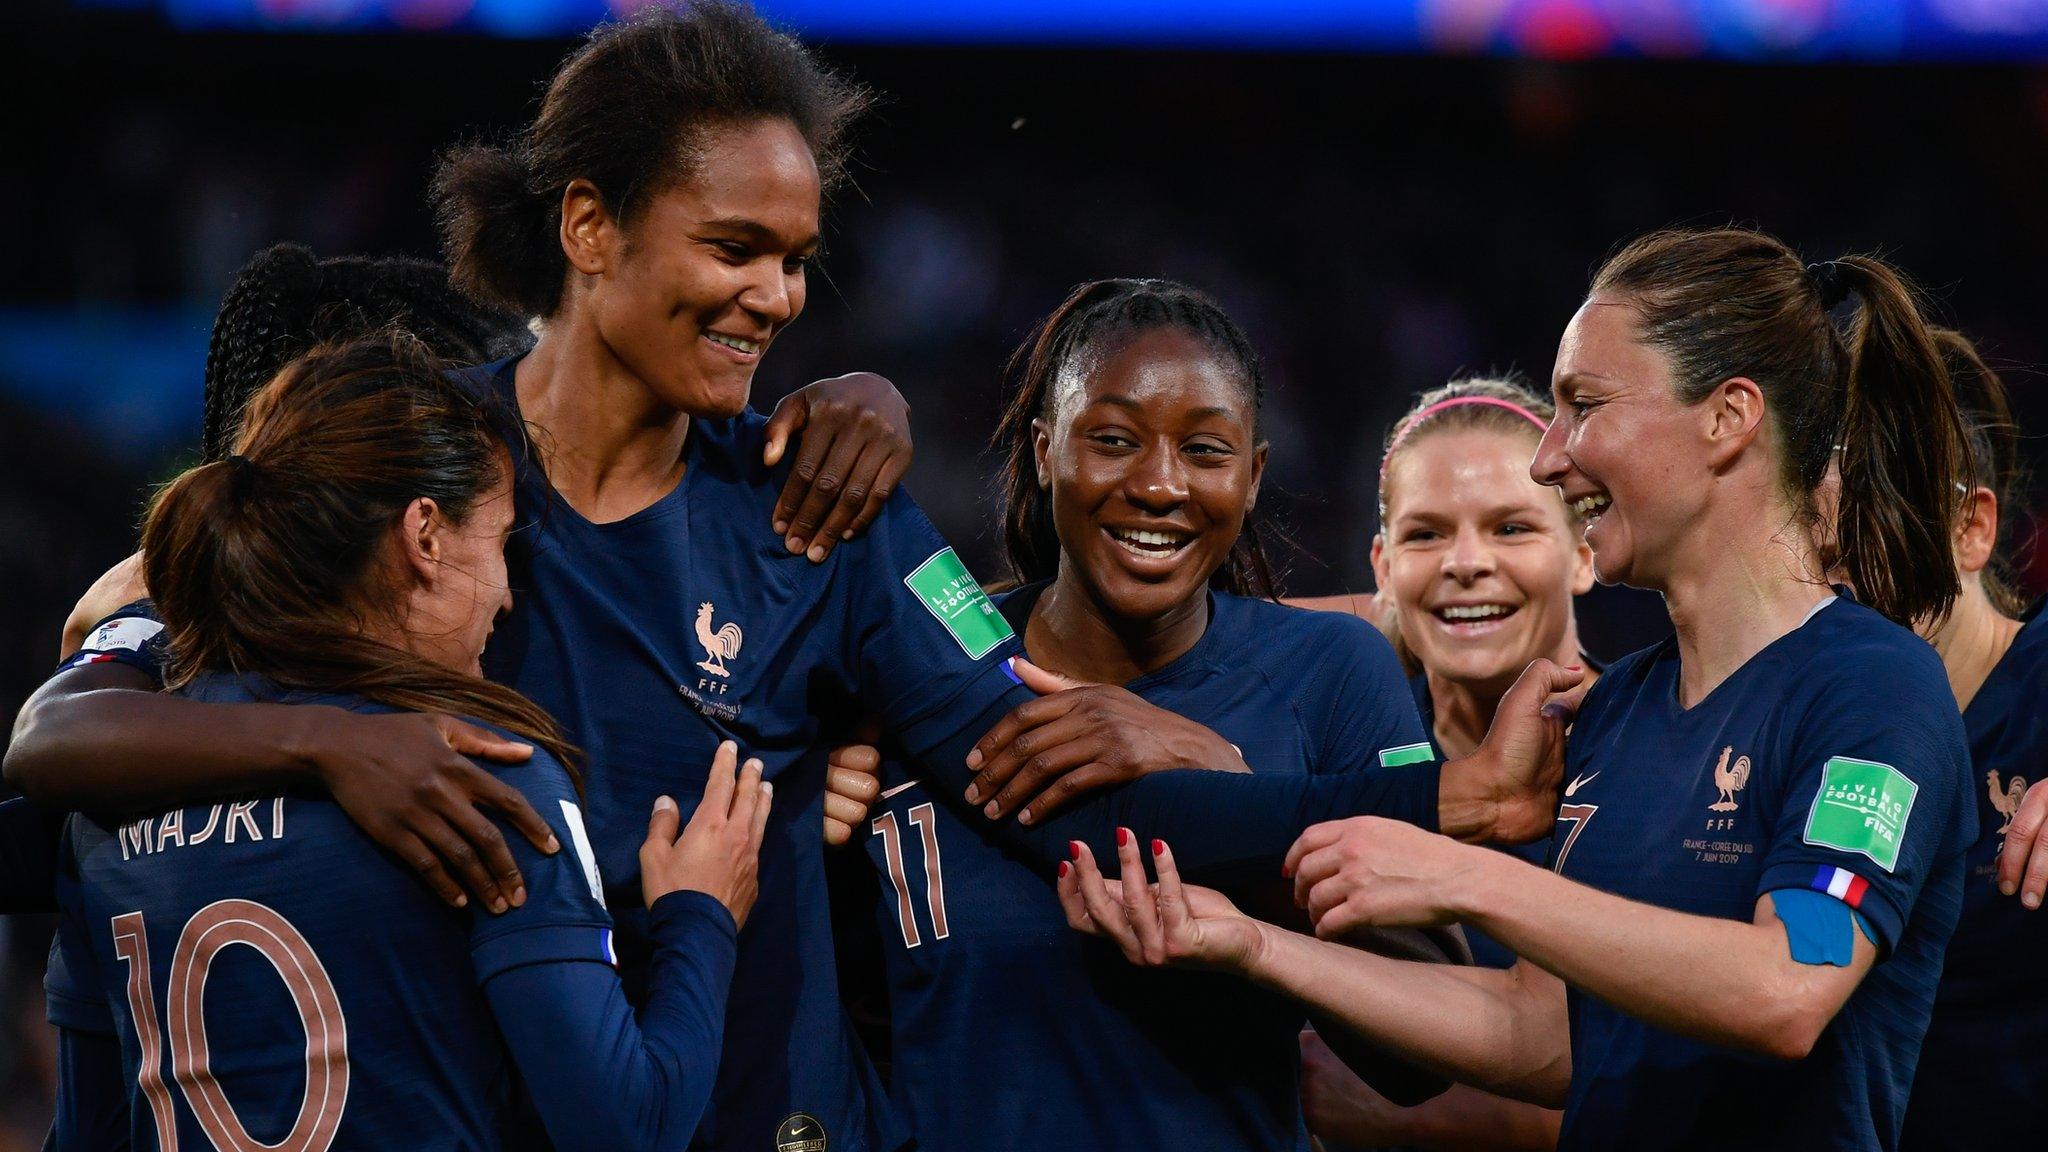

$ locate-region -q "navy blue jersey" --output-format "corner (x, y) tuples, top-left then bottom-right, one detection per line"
(41, 675), (733, 1151)
(1902, 600), (2048, 1150)
(467, 357), (1039, 1152)
(864, 584), (1430, 1152)
(1552, 597), (1972, 1152)
(1409, 672), (1551, 969)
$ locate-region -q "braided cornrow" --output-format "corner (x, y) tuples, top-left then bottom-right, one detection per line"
(993, 278), (1280, 599)
(202, 244), (530, 461)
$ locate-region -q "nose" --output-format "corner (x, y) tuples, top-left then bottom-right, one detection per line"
(497, 586), (514, 623)
(1442, 526), (1496, 585)
(1123, 441), (1189, 513)
(1529, 412), (1570, 488)
(738, 264), (800, 328)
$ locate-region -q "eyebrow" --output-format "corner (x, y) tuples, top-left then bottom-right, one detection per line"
(699, 217), (822, 252)
(1091, 394), (1238, 421)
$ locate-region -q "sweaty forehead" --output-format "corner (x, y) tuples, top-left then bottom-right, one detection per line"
(1047, 326), (1254, 428)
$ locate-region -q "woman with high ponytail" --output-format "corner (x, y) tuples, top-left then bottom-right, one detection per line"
(47, 335), (772, 1151)
(1061, 227), (1978, 1152)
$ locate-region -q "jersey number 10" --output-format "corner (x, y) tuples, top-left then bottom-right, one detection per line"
(872, 803), (951, 948)
(112, 899), (349, 1152)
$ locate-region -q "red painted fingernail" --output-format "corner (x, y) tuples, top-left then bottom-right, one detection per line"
(1566, 663), (1583, 671)
(1117, 827), (1131, 847)
(1152, 839), (1165, 857)
(1069, 840), (1083, 860)
(1058, 860), (1071, 878)
(1281, 863), (1294, 879)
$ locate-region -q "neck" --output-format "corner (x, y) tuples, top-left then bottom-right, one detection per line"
(1923, 579), (2021, 711)
(1426, 623), (1586, 759)
(1025, 568), (1210, 685)
(1660, 498), (1830, 708)
(515, 319), (692, 522)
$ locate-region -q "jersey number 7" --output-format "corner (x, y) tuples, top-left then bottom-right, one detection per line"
(112, 900), (349, 1152)
(872, 803), (950, 948)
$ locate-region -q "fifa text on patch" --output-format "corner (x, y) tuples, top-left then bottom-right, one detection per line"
(905, 548), (1014, 659)
(1802, 756), (1917, 872)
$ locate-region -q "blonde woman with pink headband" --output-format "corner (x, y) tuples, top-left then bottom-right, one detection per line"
(1293, 378), (1590, 1150)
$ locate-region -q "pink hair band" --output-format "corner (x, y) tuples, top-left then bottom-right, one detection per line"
(1381, 396), (1549, 478)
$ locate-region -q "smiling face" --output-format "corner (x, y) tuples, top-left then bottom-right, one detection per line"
(1033, 327), (1267, 626)
(397, 461), (518, 678)
(584, 118), (821, 419)
(1376, 427), (1593, 692)
(1531, 295), (1710, 591)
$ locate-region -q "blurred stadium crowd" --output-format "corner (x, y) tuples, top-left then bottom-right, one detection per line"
(4, 13), (2048, 1142)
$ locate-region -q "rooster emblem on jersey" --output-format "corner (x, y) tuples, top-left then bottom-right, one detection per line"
(1989, 769), (2028, 835)
(1708, 745), (1752, 812)
(695, 603), (743, 678)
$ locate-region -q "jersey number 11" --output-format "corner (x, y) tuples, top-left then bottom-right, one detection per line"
(872, 803), (951, 948)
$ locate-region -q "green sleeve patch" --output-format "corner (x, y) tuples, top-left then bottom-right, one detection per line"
(904, 548), (1014, 660)
(1802, 756), (1917, 872)
(1378, 742), (1435, 768)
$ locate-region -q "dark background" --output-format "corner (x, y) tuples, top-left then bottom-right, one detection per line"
(4, 7), (2048, 1142)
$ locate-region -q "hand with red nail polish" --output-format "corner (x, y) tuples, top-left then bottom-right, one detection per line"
(1055, 836), (1265, 973)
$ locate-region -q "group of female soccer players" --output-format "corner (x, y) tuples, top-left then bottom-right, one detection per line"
(4, 2), (2044, 1150)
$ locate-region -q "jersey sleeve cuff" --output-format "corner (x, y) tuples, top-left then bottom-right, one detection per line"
(1756, 861), (1905, 955)
(1375, 758), (1444, 834)
(472, 919), (619, 984)
(648, 889), (739, 942)
(45, 987), (115, 1035)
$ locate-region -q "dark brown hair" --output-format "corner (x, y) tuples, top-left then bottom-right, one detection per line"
(1935, 327), (2028, 618)
(143, 334), (577, 771)
(432, 0), (870, 317)
(992, 278), (1278, 599)
(1592, 228), (1972, 626)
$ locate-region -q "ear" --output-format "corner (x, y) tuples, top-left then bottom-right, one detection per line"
(1570, 534), (1597, 596)
(1700, 376), (1768, 470)
(1245, 441), (1269, 513)
(559, 178), (617, 278)
(1955, 486), (1999, 576)
(398, 497), (446, 587)
(1370, 531), (1389, 590)
(1031, 417), (1053, 490)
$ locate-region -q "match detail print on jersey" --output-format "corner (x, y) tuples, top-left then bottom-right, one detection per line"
(904, 548), (1014, 659)
(1803, 755), (1918, 871)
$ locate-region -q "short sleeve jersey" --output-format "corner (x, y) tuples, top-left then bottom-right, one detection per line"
(862, 584), (1430, 1152)
(1901, 600), (2048, 1150)
(43, 675), (615, 1151)
(1552, 596), (1972, 1152)
(465, 358), (1033, 1152)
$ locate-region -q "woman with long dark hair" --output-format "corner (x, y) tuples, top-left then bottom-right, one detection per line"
(47, 336), (770, 1151)
(1066, 229), (1978, 1152)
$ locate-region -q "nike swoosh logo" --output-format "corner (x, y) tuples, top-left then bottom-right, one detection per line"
(1565, 771), (1600, 797)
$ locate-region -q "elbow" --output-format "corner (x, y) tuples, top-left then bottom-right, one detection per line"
(1741, 975), (1835, 1062)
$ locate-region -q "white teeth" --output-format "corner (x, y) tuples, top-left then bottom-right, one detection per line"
(1111, 528), (1190, 554)
(1572, 494), (1611, 517)
(706, 332), (762, 354)
(1438, 604), (1513, 621)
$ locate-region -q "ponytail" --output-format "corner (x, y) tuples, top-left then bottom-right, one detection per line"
(1828, 258), (1972, 626)
(431, 144), (563, 317)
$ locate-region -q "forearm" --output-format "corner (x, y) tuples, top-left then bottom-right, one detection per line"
(1458, 852), (1841, 1059)
(6, 679), (321, 808)
(1247, 927), (1569, 1105)
(1384, 1084), (1561, 1152)
(485, 893), (737, 1151)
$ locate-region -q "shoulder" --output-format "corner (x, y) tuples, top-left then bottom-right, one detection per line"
(1218, 593), (1398, 667)
(685, 407), (776, 484)
(1786, 599), (1951, 709)
(455, 718), (581, 806)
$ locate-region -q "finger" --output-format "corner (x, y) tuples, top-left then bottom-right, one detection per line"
(1998, 782), (2048, 893)
(840, 450), (910, 541)
(826, 762), (881, 802)
(762, 390), (807, 473)
(1313, 894), (1370, 940)
(441, 796), (531, 909)
(1073, 841), (1143, 960)
(1056, 849), (1095, 933)
(729, 757), (767, 831)
(1284, 821), (1346, 882)
(1117, 828), (1166, 964)
(1508, 658), (1587, 717)
(646, 795), (680, 848)
(788, 432), (870, 561)
(748, 770), (774, 852)
(777, 419), (844, 554)
(1009, 656), (1095, 695)
(975, 716), (1103, 819)
(696, 741), (740, 826)
(391, 831), (470, 910)
(806, 438), (886, 559)
(1293, 844), (1346, 910)
(823, 790), (872, 830)
(438, 718), (534, 764)
(1153, 840), (1193, 942)
(416, 809), (510, 913)
(1017, 763), (1125, 825)
(823, 816), (855, 848)
(964, 693), (1084, 798)
(456, 760), (560, 854)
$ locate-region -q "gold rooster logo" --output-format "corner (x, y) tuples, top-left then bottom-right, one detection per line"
(695, 602), (744, 678)
(1708, 745), (1752, 812)
(1989, 769), (2028, 835)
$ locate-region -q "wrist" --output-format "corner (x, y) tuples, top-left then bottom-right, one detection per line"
(279, 705), (347, 787)
(1436, 752), (1500, 842)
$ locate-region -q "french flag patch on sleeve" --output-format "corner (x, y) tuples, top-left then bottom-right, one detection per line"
(1810, 865), (1870, 908)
